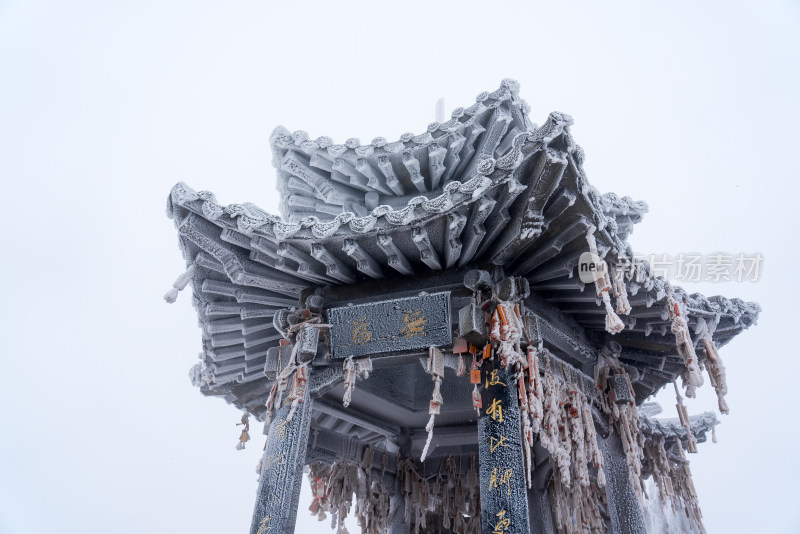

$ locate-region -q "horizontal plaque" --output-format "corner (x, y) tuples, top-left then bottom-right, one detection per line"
(327, 292), (452, 359)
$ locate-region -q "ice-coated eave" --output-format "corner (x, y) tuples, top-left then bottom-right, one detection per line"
(639, 411), (718, 445)
(167, 175), (494, 241)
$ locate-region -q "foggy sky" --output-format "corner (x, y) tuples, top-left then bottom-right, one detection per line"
(1, 1), (798, 532)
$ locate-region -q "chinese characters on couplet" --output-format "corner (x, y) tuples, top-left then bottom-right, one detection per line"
(485, 369), (506, 388)
(613, 252), (763, 283)
(489, 467), (514, 496)
(264, 451), (285, 470)
(256, 516), (270, 534)
(274, 417), (288, 441)
(486, 398), (504, 423)
(480, 365), (526, 530)
(490, 435), (508, 453)
(492, 509), (511, 533)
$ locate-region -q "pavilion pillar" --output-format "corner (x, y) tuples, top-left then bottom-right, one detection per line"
(250, 377), (314, 534)
(387, 428), (411, 534)
(387, 477), (409, 534)
(598, 430), (646, 534)
(527, 461), (555, 534)
(477, 363), (531, 534)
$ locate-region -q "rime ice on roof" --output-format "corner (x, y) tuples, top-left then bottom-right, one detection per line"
(166, 80), (758, 534)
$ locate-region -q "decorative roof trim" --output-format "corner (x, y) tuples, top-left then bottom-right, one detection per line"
(270, 79), (530, 157)
(170, 174), (496, 241)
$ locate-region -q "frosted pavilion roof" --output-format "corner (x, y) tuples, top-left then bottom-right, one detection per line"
(166, 79), (759, 417)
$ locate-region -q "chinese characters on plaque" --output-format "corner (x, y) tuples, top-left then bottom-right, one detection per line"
(327, 292), (451, 359)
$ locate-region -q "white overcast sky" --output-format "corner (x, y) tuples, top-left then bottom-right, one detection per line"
(1, 1), (798, 533)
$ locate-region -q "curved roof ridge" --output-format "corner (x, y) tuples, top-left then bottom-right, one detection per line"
(267, 79), (533, 221)
(169, 172), (497, 241)
(268, 78), (530, 156)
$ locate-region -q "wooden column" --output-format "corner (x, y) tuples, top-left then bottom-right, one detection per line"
(598, 431), (646, 534)
(388, 476), (410, 534)
(528, 458), (555, 534)
(477, 363), (531, 534)
(387, 427), (411, 534)
(250, 380), (314, 534)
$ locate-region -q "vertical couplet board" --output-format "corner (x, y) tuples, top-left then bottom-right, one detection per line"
(250, 384), (314, 534)
(478, 362), (531, 534)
